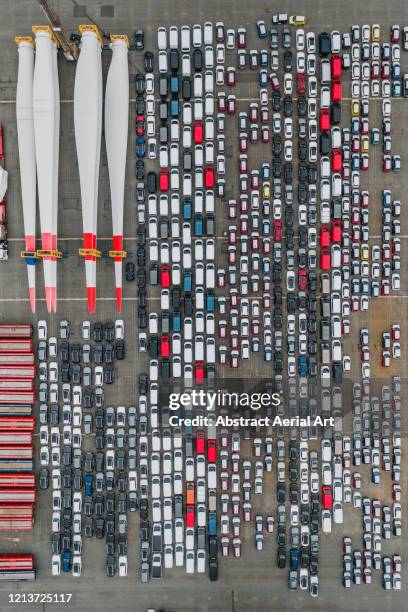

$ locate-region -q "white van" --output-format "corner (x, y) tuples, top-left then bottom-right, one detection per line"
(195, 287), (205, 310)
(194, 73), (203, 97)
(206, 338), (216, 363)
(208, 465), (216, 489)
(320, 179), (331, 201)
(169, 26), (178, 49)
(205, 70), (214, 93)
(194, 145), (204, 167)
(170, 143), (179, 166)
(320, 59), (331, 83)
(196, 549), (206, 573)
(322, 509), (332, 533)
(170, 119), (179, 141)
(192, 24), (202, 48)
(320, 85), (330, 108)
(158, 50), (168, 73)
(157, 27), (167, 50)
(205, 46), (214, 68)
(185, 550), (195, 573)
(321, 438), (332, 462)
(185, 527), (195, 550)
(205, 93), (214, 116)
(182, 126), (191, 148)
(205, 117), (215, 140)
(204, 22), (213, 45)
(331, 292), (341, 314)
(182, 54), (191, 76)
(171, 193), (180, 215)
(205, 190), (215, 213)
(332, 173), (342, 197)
(159, 145), (169, 168)
(331, 244), (341, 268)
(194, 98), (204, 120)
(332, 339), (342, 362)
(183, 102), (193, 125)
(175, 543), (184, 567)
(183, 173), (192, 197)
(331, 126), (341, 148)
(320, 156), (330, 178)
(205, 263), (215, 288)
(331, 315), (341, 338)
(333, 502), (344, 524)
(181, 25), (190, 52)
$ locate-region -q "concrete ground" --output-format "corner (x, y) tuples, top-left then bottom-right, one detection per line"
(0, 1), (407, 611)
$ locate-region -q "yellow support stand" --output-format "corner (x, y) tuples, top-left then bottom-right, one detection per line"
(20, 251), (38, 259)
(109, 250), (127, 258)
(79, 25), (103, 47)
(110, 35), (129, 46)
(78, 248), (102, 258)
(36, 249), (62, 259)
(32, 25), (59, 47)
(15, 36), (34, 47)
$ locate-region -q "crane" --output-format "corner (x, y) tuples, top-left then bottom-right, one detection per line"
(37, 0), (77, 60)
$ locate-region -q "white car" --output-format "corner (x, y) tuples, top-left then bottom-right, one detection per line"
(52, 554), (61, 576)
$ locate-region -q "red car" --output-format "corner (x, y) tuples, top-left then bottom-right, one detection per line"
(331, 220), (342, 243)
(296, 72), (305, 94)
(331, 80), (342, 102)
(160, 335), (170, 358)
(320, 225), (330, 247)
(136, 115), (145, 136)
(331, 149), (342, 171)
(186, 505), (195, 527)
(160, 265), (170, 288)
(159, 169), (169, 191)
(261, 125), (270, 143)
(322, 485), (333, 510)
(320, 248), (331, 270)
(193, 121), (204, 144)
(239, 133), (248, 152)
(196, 431), (205, 454)
(391, 25), (400, 43)
(237, 28), (246, 49)
(205, 165), (215, 188)
(207, 439), (217, 462)
(194, 361), (205, 385)
(331, 54), (342, 79)
(226, 67), (236, 86)
(319, 109), (330, 131)
(298, 269), (307, 291)
(273, 220), (282, 242)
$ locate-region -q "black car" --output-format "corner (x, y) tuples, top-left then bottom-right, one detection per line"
(94, 344), (104, 364)
(119, 535), (128, 556)
(104, 321), (114, 342)
(298, 140), (307, 161)
(104, 366), (115, 385)
(39, 468), (49, 490)
(135, 74), (145, 95)
(320, 132), (330, 155)
(184, 294), (193, 316)
(272, 135), (281, 156)
(106, 555), (116, 577)
(308, 164), (317, 183)
(209, 557), (218, 581)
(284, 162), (293, 184)
(147, 171), (157, 194)
(160, 359), (170, 380)
(136, 95), (145, 115)
(52, 533), (60, 554)
(193, 48), (203, 71)
(72, 364), (81, 385)
(138, 373), (148, 395)
(282, 28), (291, 48)
(105, 343), (114, 364)
(182, 77), (191, 99)
(115, 339), (125, 360)
(283, 50), (292, 71)
(272, 90), (281, 111)
(277, 547), (286, 569)
(93, 322), (104, 342)
(138, 308), (147, 329)
(277, 482), (286, 503)
(319, 32), (331, 56)
(144, 51), (153, 72)
(60, 341), (70, 362)
(331, 101), (341, 124)
(169, 48), (179, 71)
(283, 95), (293, 117)
(277, 526), (286, 547)
(125, 261), (135, 282)
(135, 28), (144, 50)
(61, 362), (70, 383)
(135, 159), (144, 180)
(298, 95), (307, 116)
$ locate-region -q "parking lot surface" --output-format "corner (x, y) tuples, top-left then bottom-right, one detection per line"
(0, 1), (408, 611)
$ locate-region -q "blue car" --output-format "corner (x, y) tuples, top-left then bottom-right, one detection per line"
(172, 312), (181, 332)
(261, 162), (271, 181)
(183, 199), (192, 220)
(194, 214), (204, 236)
(298, 355), (308, 377)
(259, 69), (268, 87)
(85, 474), (93, 497)
(205, 290), (215, 312)
(136, 136), (145, 158)
(290, 548), (299, 571)
(183, 271), (192, 292)
(256, 20), (267, 39)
